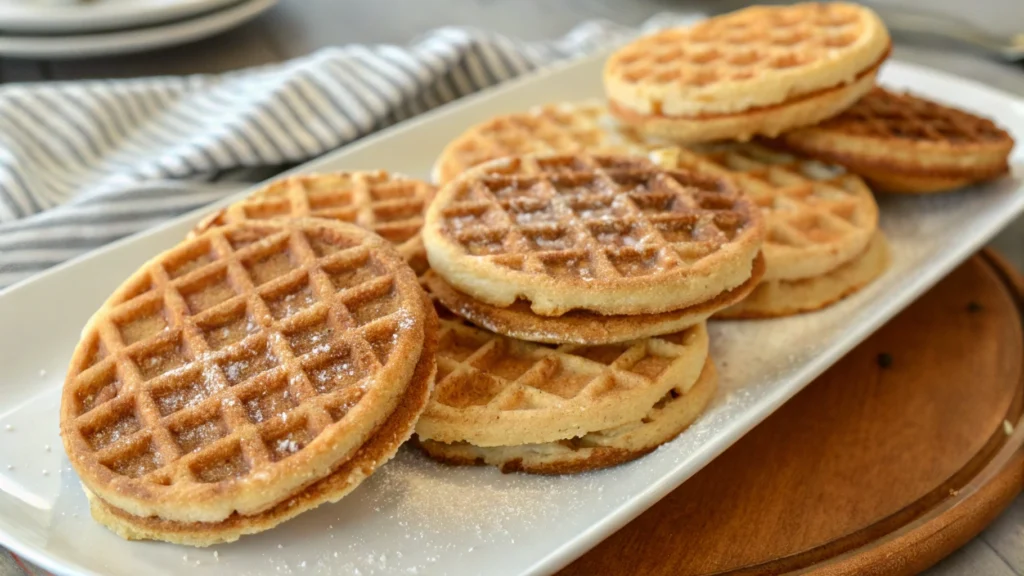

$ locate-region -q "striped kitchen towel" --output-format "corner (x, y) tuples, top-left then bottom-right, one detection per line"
(0, 12), (702, 292)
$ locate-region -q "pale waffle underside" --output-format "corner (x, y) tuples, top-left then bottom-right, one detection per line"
(192, 172), (435, 273)
(60, 218), (429, 523)
(417, 357), (717, 474)
(415, 315), (709, 447)
(652, 143), (878, 281)
(423, 153), (764, 316)
(603, 2), (890, 117)
(779, 88), (1015, 193)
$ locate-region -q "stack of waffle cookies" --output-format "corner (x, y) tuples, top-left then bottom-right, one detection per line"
(436, 2), (1014, 315)
(59, 0), (1017, 548)
(416, 152), (764, 470)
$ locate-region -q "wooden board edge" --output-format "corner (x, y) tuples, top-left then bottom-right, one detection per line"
(807, 250), (1024, 576)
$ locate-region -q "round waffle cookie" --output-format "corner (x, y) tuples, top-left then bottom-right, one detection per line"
(421, 253), (763, 344)
(192, 171), (435, 272)
(87, 295), (439, 546)
(415, 313), (708, 447)
(422, 153), (764, 317)
(717, 231), (889, 318)
(432, 100), (656, 185)
(778, 87), (1015, 194)
(417, 357), (716, 474)
(651, 143), (878, 282)
(604, 3), (891, 142)
(61, 218), (433, 525)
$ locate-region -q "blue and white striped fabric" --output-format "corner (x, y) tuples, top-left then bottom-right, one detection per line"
(0, 13), (701, 291)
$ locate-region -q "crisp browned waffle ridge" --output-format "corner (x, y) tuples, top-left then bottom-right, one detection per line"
(192, 171), (435, 272)
(422, 152), (764, 320)
(779, 87), (1015, 193)
(61, 217), (435, 544)
(604, 2), (891, 142)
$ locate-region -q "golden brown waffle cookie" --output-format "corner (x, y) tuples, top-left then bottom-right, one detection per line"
(61, 218), (432, 524)
(778, 87), (1015, 194)
(717, 231), (889, 318)
(417, 357), (716, 474)
(422, 253), (763, 344)
(604, 3), (890, 142)
(651, 144), (878, 282)
(192, 172), (435, 272)
(415, 314), (708, 447)
(87, 297), (438, 546)
(422, 153), (764, 316)
(432, 101), (656, 185)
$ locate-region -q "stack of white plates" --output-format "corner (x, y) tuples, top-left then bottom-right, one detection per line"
(0, 0), (278, 59)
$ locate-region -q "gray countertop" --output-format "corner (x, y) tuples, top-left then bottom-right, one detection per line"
(2, 1), (1022, 574)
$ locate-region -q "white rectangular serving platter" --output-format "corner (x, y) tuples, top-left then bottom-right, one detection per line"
(1, 53), (1023, 576)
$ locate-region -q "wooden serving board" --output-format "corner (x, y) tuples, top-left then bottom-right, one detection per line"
(563, 251), (1024, 576)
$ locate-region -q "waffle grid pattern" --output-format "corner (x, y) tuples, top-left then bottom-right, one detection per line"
(604, 3), (882, 116)
(195, 172), (435, 271)
(613, 9), (862, 89)
(824, 88), (1011, 143)
(428, 154), (761, 314)
(659, 143), (877, 280)
(417, 310), (708, 445)
(63, 220), (423, 510)
(435, 103), (652, 184)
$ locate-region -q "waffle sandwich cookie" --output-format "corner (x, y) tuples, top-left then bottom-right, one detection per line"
(414, 310), (716, 474)
(779, 87), (1015, 194)
(604, 3), (891, 142)
(61, 218), (436, 545)
(422, 152), (764, 340)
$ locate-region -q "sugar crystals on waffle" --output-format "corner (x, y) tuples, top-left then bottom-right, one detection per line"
(192, 171), (435, 272)
(604, 2), (891, 142)
(60, 218), (435, 544)
(422, 152), (765, 321)
(778, 87), (1015, 194)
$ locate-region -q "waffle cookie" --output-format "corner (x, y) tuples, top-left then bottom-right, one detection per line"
(432, 101), (655, 184)
(778, 87), (1015, 194)
(422, 153), (764, 317)
(415, 310), (710, 449)
(192, 171), (435, 272)
(717, 231), (889, 318)
(89, 299), (438, 546)
(417, 357), (716, 474)
(61, 218), (435, 543)
(604, 3), (891, 142)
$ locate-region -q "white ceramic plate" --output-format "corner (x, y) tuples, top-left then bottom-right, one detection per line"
(0, 55), (1022, 576)
(0, 0), (245, 34)
(0, 0), (275, 59)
